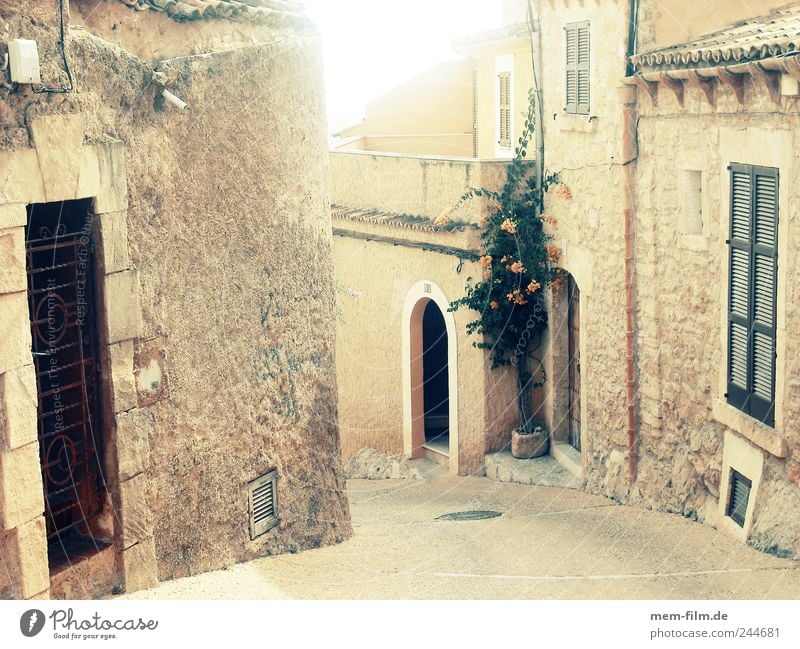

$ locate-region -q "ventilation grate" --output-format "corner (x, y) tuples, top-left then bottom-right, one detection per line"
(248, 470), (279, 540)
(727, 469), (752, 528)
(436, 510), (502, 522)
(424, 283), (432, 294)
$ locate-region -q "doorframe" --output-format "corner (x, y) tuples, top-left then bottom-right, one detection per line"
(401, 280), (459, 475)
(0, 114), (158, 597)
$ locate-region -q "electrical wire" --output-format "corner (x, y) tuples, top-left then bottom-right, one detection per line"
(32, 0), (73, 94)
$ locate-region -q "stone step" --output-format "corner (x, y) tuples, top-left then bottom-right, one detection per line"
(485, 451), (582, 489)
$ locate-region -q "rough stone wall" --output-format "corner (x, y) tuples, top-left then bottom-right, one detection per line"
(633, 76), (800, 556)
(538, 0), (632, 498)
(1, 0), (351, 592)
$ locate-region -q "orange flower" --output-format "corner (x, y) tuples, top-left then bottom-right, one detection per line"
(501, 255), (510, 263)
(547, 243), (562, 264)
(500, 218), (517, 234)
(554, 184), (572, 200)
(526, 280), (541, 294)
(508, 260), (525, 273)
(541, 213), (557, 225)
(506, 289), (528, 305)
(490, 300), (499, 310)
(479, 255), (492, 267)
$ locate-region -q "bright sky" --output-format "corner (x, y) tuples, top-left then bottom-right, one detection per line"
(303, 0), (503, 134)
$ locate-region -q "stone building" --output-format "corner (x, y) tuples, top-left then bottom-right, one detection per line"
(333, 0), (800, 558)
(629, 0), (800, 554)
(331, 154), (518, 475)
(0, 0), (351, 600)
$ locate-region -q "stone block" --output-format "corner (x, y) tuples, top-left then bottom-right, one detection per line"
(0, 364), (38, 452)
(30, 114), (86, 203)
(121, 537), (159, 594)
(0, 292), (32, 375)
(0, 149), (46, 204)
(0, 204), (27, 230)
(94, 144), (128, 214)
(0, 227), (27, 294)
(0, 443), (44, 530)
(120, 475), (153, 549)
(94, 211), (130, 274)
(102, 269), (140, 344)
(134, 339), (170, 407)
(107, 340), (137, 414)
(76, 147), (101, 200)
(3, 517), (49, 598)
(115, 408), (152, 481)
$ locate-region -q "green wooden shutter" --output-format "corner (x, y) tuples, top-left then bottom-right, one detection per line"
(727, 163), (778, 426)
(565, 22), (589, 114)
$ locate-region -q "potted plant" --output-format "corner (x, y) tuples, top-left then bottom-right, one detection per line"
(445, 89), (563, 459)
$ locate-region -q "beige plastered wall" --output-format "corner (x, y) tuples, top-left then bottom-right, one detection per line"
(336, 60), (475, 157)
(333, 225), (517, 475)
(329, 150), (509, 222)
(472, 38), (534, 160)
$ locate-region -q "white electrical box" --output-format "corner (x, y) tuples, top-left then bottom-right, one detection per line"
(8, 39), (41, 84)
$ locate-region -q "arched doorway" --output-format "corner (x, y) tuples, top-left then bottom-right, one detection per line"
(402, 281), (459, 474)
(421, 301), (449, 455)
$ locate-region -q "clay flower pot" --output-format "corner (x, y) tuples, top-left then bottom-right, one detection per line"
(511, 425), (549, 459)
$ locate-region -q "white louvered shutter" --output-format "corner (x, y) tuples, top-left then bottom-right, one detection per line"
(565, 22), (589, 114)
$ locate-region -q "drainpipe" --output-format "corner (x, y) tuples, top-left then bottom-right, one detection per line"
(526, 0), (544, 197)
(623, 0), (639, 485)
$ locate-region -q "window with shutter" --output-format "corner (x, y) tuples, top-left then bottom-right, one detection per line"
(565, 21), (590, 115)
(498, 71), (511, 148)
(727, 163), (779, 427)
(473, 68), (479, 158)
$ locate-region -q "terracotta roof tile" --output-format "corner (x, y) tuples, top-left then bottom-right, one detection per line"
(631, 4), (800, 70)
(116, 0), (306, 23)
(331, 206), (473, 233)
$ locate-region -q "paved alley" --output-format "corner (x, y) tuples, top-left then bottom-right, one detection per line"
(123, 476), (800, 599)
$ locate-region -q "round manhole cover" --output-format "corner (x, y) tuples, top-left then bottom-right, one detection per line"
(436, 510), (502, 521)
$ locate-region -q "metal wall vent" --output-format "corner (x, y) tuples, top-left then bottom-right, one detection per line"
(424, 283), (432, 294)
(727, 469), (752, 528)
(248, 470), (278, 540)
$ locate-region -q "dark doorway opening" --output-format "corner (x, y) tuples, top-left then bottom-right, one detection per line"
(422, 301), (449, 455)
(25, 199), (109, 568)
(567, 275), (581, 451)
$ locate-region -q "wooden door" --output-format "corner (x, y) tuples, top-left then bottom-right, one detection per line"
(568, 276), (581, 451)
